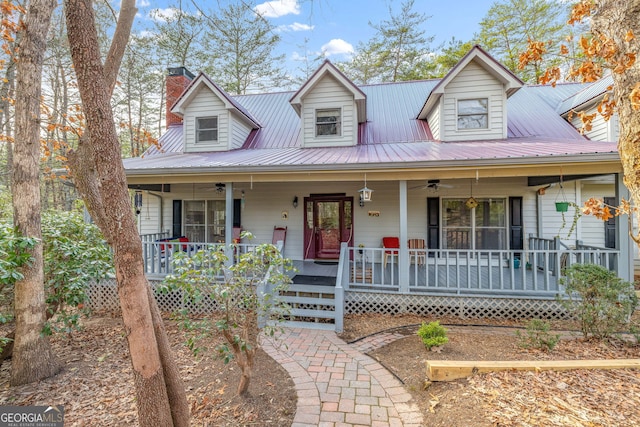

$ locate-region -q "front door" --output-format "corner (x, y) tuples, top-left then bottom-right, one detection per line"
(304, 196), (353, 259)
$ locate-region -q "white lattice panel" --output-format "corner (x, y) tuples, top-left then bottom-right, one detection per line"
(345, 291), (571, 320)
(88, 281), (571, 320)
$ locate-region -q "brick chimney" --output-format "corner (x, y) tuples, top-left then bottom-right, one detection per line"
(166, 67), (195, 128)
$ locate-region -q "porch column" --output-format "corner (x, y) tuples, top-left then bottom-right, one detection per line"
(399, 180), (409, 291)
(225, 182), (234, 265)
(615, 173), (633, 281)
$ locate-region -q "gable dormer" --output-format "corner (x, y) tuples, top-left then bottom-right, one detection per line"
(171, 73), (260, 153)
(290, 60), (366, 147)
(418, 45), (523, 142)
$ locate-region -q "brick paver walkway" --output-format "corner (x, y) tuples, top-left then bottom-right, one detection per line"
(261, 328), (423, 427)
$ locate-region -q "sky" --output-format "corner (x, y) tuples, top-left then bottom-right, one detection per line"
(134, 0), (495, 77)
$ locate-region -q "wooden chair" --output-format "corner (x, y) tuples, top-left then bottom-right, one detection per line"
(382, 236), (400, 267)
(408, 238), (426, 265)
(272, 226), (287, 252)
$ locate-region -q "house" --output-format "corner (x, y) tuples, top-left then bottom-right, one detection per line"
(121, 46), (632, 327)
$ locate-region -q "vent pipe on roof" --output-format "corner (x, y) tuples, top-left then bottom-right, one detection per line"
(166, 67), (194, 129)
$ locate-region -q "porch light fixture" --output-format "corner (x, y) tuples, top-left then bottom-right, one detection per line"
(134, 190), (143, 215)
(292, 196), (299, 208)
(358, 174), (373, 207)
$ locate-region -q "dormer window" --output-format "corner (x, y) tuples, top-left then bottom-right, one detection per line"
(197, 116), (218, 142)
(315, 108), (341, 136)
(457, 98), (488, 130)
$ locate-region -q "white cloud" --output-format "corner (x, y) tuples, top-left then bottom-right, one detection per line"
(136, 0), (150, 7)
(148, 7), (180, 23)
(320, 39), (354, 57)
(276, 22), (314, 32)
(255, 0), (300, 18)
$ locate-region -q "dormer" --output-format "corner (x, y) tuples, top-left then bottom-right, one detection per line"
(418, 45), (523, 142)
(558, 74), (618, 142)
(170, 73), (261, 153)
(290, 60), (366, 147)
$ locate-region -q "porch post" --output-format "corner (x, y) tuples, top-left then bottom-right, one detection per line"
(399, 180), (409, 291)
(615, 173), (633, 281)
(225, 182), (234, 266)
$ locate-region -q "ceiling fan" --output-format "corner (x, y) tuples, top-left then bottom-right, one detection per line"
(409, 180), (454, 191)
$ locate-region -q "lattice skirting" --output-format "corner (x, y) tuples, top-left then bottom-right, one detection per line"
(86, 279), (220, 314)
(87, 280), (569, 320)
(345, 291), (571, 320)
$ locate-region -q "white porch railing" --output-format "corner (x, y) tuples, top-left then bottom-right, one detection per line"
(141, 241), (257, 276)
(343, 242), (620, 298)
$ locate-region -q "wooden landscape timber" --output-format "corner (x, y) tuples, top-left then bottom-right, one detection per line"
(426, 359), (640, 382)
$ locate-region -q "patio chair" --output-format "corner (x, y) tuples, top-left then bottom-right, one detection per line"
(272, 226), (287, 252)
(382, 236), (400, 267)
(408, 238), (426, 265)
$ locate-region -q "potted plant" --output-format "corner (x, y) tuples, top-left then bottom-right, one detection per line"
(555, 201), (570, 212)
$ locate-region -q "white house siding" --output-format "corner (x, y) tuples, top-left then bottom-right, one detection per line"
(569, 105), (608, 141)
(230, 112), (252, 150)
(301, 74), (357, 147)
(536, 181), (583, 247)
(137, 191), (163, 235)
(441, 61), (506, 141)
(609, 113), (619, 141)
(580, 182), (615, 248)
(183, 87), (229, 152)
(427, 101), (441, 140)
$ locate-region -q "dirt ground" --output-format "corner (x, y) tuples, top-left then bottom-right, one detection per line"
(1, 312), (639, 426)
(343, 313), (640, 427)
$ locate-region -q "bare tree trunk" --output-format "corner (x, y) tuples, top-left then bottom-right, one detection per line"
(592, 1), (640, 231)
(64, 1), (189, 425)
(10, 0), (59, 386)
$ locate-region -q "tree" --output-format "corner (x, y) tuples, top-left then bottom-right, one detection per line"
(10, 0), (59, 386)
(521, 1), (640, 247)
(430, 38), (476, 78)
(200, 2), (287, 94)
(63, 1), (189, 425)
(365, 0), (434, 83)
(478, 0), (569, 82)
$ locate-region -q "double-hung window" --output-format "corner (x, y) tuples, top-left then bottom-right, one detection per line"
(196, 116), (218, 143)
(184, 200), (225, 242)
(442, 198), (506, 250)
(315, 108), (341, 136)
(457, 98), (488, 129)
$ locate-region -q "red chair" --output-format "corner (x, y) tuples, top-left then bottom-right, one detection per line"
(382, 237), (400, 267)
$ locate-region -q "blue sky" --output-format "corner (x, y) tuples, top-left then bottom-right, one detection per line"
(135, 0), (494, 74)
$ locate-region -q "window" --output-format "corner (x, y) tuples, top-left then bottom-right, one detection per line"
(315, 108), (341, 136)
(442, 198), (506, 250)
(196, 116), (218, 142)
(457, 98), (488, 129)
(184, 200), (225, 242)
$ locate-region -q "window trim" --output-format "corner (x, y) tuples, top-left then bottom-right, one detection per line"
(315, 108), (342, 137)
(456, 98), (489, 131)
(441, 197), (507, 250)
(196, 116), (219, 143)
(183, 199), (226, 243)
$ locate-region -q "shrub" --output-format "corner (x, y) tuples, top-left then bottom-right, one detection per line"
(516, 319), (560, 351)
(417, 321), (448, 350)
(558, 264), (638, 340)
(162, 232), (294, 395)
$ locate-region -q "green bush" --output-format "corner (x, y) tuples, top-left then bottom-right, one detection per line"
(558, 264), (638, 340)
(417, 321), (448, 350)
(516, 319), (560, 351)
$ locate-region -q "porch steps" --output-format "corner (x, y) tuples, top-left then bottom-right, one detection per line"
(279, 283), (337, 330)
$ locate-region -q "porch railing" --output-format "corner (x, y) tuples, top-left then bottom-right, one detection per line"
(140, 231), (171, 243)
(141, 241), (257, 276)
(345, 244), (620, 297)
